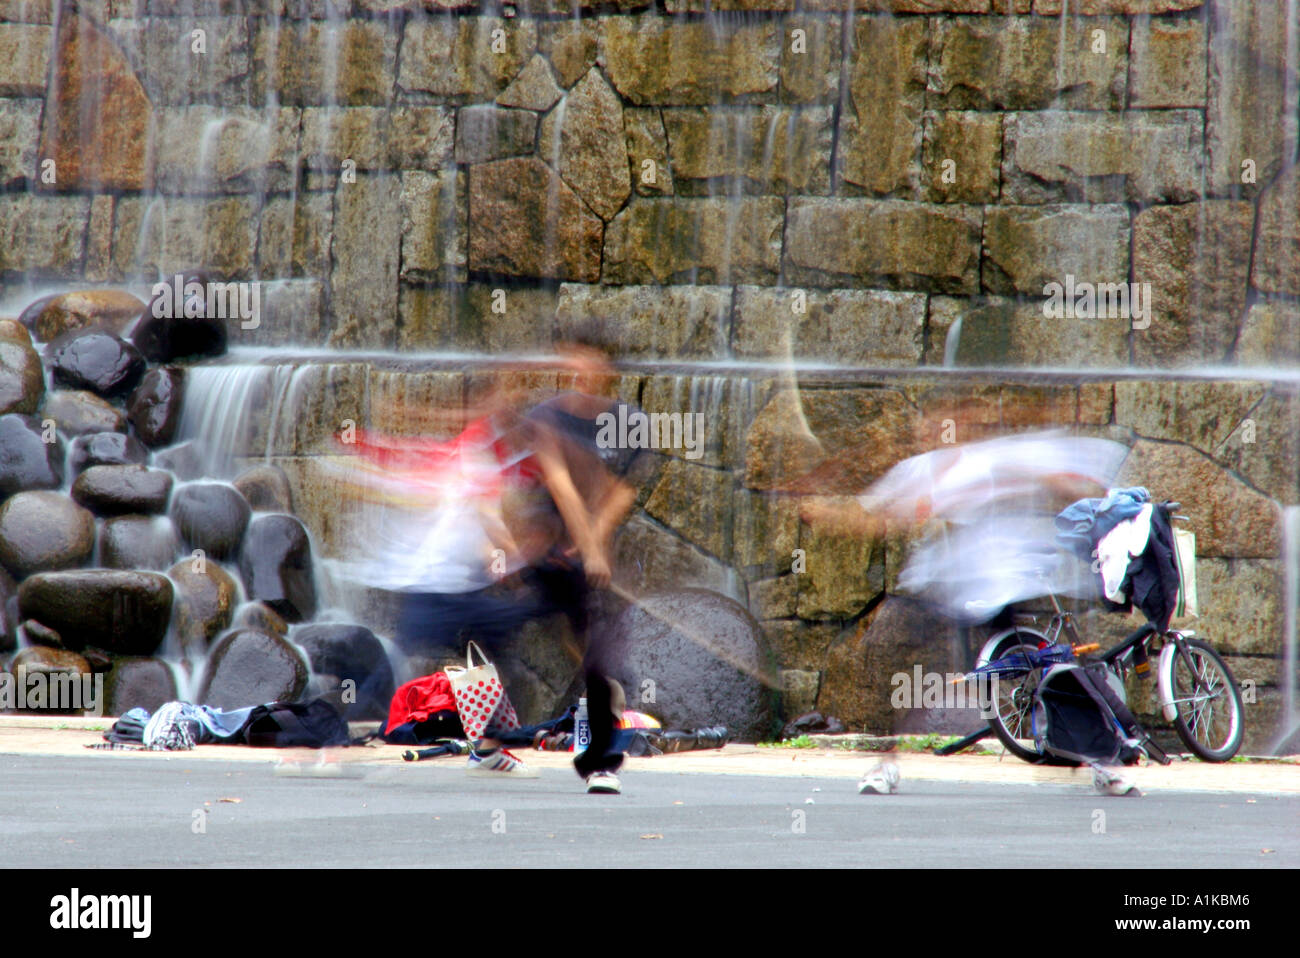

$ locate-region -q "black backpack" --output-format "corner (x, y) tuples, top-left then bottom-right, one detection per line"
(241, 698), (350, 748)
(1033, 663), (1148, 766)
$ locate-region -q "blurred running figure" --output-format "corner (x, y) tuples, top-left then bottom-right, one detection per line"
(510, 337), (643, 794)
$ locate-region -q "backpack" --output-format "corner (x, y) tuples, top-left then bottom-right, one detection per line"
(1032, 663), (1146, 766)
(241, 698), (350, 748)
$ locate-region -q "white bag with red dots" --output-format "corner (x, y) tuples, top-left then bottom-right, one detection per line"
(445, 641), (520, 742)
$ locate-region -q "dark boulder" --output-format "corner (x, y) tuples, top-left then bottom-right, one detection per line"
(233, 464), (293, 513)
(126, 367), (184, 447)
(104, 656), (178, 716)
(168, 558), (239, 658)
(198, 629), (308, 711)
(0, 491), (95, 577)
(16, 294), (59, 334)
(238, 514), (316, 623)
(0, 324), (44, 415)
(40, 390), (125, 436)
(21, 619), (63, 648)
(132, 272), (229, 362)
(603, 589), (780, 743)
(100, 516), (179, 571)
(0, 414), (64, 498)
(72, 465), (173, 517)
(68, 432), (149, 474)
(17, 570), (173, 656)
(27, 290), (144, 342)
(169, 482), (251, 559)
(231, 600), (288, 637)
(6, 646), (95, 714)
(291, 623), (394, 720)
(46, 327), (146, 399)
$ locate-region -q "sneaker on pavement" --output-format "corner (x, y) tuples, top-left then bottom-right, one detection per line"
(585, 770), (621, 794)
(1092, 764), (1142, 797)
(857, 760), (900, 795)
(467, 748), (539, 778)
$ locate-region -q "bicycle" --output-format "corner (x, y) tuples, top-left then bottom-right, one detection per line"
(963, 502), (1244, 764)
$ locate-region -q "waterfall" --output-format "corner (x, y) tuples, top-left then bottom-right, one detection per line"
(1272, 505), (1300, 754)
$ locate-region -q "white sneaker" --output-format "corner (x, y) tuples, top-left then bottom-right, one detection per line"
(858, 760), (900, 795)
(466, 748), (539, 778)
(1092, 764), (1142, 797)
(586, 770), (621, 794)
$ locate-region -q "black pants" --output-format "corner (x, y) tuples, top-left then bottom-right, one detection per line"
(524, 556), (623, 777)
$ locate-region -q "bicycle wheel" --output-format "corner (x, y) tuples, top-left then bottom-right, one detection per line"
(980, 630), (1051, 764)
(1168, 637), (1243, 762)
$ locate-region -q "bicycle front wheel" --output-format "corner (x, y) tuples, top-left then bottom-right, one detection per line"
(981, 630), (1051, 764)
(1168, 637), (1244, 762)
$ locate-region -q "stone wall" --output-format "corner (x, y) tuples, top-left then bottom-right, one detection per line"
(223, 358), (1299, 751)
(1, 1), (1298, 368)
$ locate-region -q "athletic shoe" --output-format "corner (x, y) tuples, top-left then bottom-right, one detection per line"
(585, 770), (621, 794)
(467, 748), (539, 778)
(1092, 764), (1142, 797)
(857, 760), (900, 795)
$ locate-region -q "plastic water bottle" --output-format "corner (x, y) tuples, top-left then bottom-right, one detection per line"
(573, 697), (590, 755)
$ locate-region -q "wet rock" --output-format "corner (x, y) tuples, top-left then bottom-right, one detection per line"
(291, 623), (394, 721)
(27, 289), (144, 342)
(664, 105), (832, 196)
(783, 199), (980, 294)
(72, 465), (172, 517)
(818, 597), (966, 733)
(539, 68), (630, 220)
(68, 432), (148, 474)
(46, 327), (146, 399)
(21, 619), (62, 648)
(468, 157), (603, 282)
(38, 14), (152, 192)
(396, 17), (535, 99)
(0, 413), (63, 498)
(0, 491), (95, 577)
(0, 327), (43, 415)
(39, 390), (125, 436)
(126, 367), (184, 447)
(928, 15), (1126, 111)
(555, 284), (729, 359)
(496, 54), (562, 112)
(1251, 165), (1300, 298)
(169, 482), (251, 560)
(198, 629), (309, 711)
(168, 559), (239, 658)
(16, 294), (59, 334)
(981, 204), (1130, 296)
(1206, 2), (1300, 195)
(17, 570), (173, 656)
(604, 198), (783, 286)
(612, 515), (745, 604)
(152, 441), (205, 481)
(231, 601), (288, 637)
(131, 275), (228, 362)
(602, 18), (779, 105)
(232, 464), (293, 513)
(453, 105), (537, 165)
(604, 589), (779, 742)
(1116, 441), (1280, 558)
(80, 647), (113, 673)
(238, 514), (317, 623)
(100, 516), (179, 571)
(6, 647), (95, 714)
(104, 656), (177, 716)
(1236, 302), (1300, 367)
(837, 17), (926, 196)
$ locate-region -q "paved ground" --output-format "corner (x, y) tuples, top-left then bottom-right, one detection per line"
(2, 719), (1296, 868)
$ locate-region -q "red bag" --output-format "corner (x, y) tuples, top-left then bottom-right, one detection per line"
(385, 671), (457, 736)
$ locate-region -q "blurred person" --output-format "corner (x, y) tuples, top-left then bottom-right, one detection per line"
(498, 334), (644, 795)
